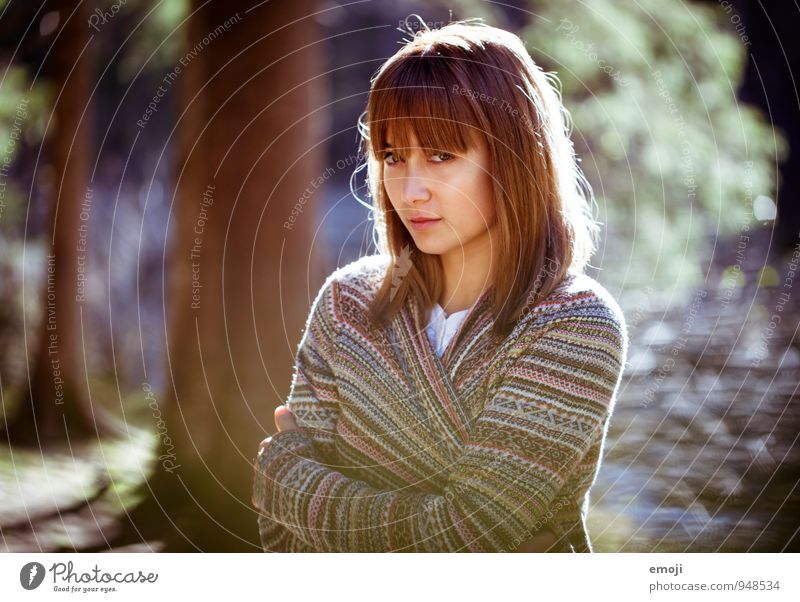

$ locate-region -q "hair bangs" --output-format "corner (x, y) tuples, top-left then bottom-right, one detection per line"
(368, 56), (483, 158)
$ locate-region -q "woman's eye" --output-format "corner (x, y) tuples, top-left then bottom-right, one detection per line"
(382, 150), (452, 165)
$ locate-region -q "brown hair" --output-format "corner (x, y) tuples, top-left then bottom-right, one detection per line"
(358, 17), (598, 337)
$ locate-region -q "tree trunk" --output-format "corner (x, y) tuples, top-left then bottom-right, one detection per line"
(116, 0), (328, 551)
(2, 0), (122, 448)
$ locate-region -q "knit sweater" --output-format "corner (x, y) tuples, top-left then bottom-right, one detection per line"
(252, 254), (628, 552)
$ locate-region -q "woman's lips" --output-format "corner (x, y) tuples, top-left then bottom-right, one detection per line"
(409, 218), (442, 231)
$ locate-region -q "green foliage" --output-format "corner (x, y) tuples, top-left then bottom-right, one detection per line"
(520, 0), (783, 289)
(0, 65), (50, 229)
(117, 0), (190, 81)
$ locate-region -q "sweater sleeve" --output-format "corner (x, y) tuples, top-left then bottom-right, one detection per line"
(252, 276), (341, 552)
(254, 306), (627, 552)
(282, 276), (341, 462)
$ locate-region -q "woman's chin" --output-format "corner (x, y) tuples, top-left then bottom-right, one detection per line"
(410, 240), (451, 256)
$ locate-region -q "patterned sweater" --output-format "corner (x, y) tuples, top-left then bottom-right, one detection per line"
(252, 254), (628, 552)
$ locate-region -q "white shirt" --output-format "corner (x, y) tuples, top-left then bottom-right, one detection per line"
(425, 302), (475, 358)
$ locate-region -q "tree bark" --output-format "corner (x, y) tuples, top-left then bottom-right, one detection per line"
(2, 0), (122, 448)
(116, 0), (328, 551)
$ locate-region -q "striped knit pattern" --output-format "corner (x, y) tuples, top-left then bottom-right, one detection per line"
(253, 254), (628, 552)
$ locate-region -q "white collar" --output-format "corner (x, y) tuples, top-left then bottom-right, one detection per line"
(430, 303), (472, 321)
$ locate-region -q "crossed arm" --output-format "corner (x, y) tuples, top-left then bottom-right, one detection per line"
(260, 407), (560, 552)
(252, 280), (626, 552)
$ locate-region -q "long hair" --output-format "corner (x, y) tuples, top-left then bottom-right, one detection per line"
(357, 18), (599, 337)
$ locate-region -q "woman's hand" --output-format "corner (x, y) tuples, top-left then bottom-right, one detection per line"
(259, 405), (301, 454)
(274, 404), (299, 432)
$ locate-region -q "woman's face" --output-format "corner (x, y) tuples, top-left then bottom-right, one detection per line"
(381, 127), (497, 259)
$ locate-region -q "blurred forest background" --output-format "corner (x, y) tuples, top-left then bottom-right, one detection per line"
(0, 0), (798, 552)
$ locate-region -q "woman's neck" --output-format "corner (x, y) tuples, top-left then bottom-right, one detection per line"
(438, 231), (495, 315)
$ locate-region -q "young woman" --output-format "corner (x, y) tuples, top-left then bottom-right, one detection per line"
(252, 18), (628, 553)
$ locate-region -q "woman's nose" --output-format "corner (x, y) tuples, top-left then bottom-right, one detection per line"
(401, 166), (431, 204)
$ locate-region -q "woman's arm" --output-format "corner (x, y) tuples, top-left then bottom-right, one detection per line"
(280, 276), (341, 462)
(254, 309), (627, 552)
(252, 276), (341, 552)
(265, 405), (560, 552)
